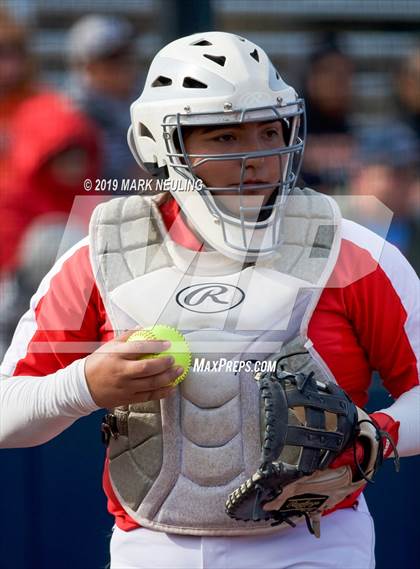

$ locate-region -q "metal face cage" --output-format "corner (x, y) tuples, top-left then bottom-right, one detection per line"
(162, 100), (306, 253)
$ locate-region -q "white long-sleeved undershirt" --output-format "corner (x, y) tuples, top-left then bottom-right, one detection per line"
(378, 384), (420, 457)
(0, 362), (419, 456)
(0, 359), (100, 448)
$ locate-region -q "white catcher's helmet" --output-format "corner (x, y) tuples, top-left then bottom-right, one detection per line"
(128, 31), (305, 261)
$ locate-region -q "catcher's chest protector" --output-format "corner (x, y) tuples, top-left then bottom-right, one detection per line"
(89, 188), (342, 535)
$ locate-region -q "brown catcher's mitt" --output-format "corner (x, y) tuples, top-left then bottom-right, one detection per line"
(225, 358), (397, 537)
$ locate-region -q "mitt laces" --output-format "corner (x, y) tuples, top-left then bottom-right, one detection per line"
(353, 418), (400, 483)
(274, 350), (309, 374)
(268, 502), (319, 536)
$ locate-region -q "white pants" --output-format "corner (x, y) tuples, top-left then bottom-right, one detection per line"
(110, 496), (375, 569)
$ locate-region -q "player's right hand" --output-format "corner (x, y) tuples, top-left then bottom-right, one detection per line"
(84, 330), (183, 408)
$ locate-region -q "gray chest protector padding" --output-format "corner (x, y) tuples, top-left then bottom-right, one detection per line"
(89, 188), (342, 535)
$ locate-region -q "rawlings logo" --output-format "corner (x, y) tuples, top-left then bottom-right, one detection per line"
(281, 495), (328, 513)
(175, 283), (245, 314)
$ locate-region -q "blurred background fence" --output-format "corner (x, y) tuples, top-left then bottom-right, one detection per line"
(9, 0), (420, 120)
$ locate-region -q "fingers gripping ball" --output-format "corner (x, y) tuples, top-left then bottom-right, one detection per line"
(128, 325), (192, 385)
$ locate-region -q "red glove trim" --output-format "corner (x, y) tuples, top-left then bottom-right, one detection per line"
(330, 440), (364, 474)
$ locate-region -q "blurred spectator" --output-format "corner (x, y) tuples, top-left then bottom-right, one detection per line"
(301, 38), (357, 194)
(0, 216), (87, 358)
(0, 91), (101, 275)
(350, 122), (419, 273)
(395, 46), (420, 140)
(66, 14), (141, 181)
(0, 8), (36, 174)
(393, 46), (420, 274)
(405, 176), (420, 274)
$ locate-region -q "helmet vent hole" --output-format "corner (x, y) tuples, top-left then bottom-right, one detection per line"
(250, 49), (259, 62)
(183, 77), (208, 89)
(139, 123), (155, 141)
(276, 71), (280, 79)
(203, 54), (226, 67)
(152, 76), (172, 87)
(191, 39), (212, 46)
(238, 37), (246, 42)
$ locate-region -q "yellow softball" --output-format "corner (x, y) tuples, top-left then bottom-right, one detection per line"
(127, 325), (192, 385)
